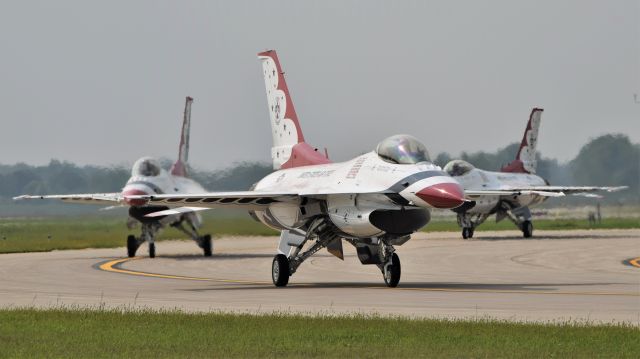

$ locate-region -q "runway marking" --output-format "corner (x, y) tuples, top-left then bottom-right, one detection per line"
(627, 257), (640, 268)
(98, 257), (270, 285)
(98, 257), (640, 297)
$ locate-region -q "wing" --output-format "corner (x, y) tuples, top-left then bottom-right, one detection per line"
(466, 186), (627, 198)
(13, 193), (124, 205)
(128, 191), (301, 210)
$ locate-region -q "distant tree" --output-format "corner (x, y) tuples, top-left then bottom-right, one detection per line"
(569, 134), (639, 201)
(432, 152), (452, 167)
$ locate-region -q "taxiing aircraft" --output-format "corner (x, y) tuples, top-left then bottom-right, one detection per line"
(15, 97), (212, 258)
(443, 108), (626, 239)
(124, 50), (470, 287)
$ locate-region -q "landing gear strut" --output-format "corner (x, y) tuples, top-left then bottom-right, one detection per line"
(172, 220), (213, 257)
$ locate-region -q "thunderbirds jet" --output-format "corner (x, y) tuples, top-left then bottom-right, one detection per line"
(124, 50), (470, 287)
(15, 97), (212, 258)
(443, 108), (626, 239)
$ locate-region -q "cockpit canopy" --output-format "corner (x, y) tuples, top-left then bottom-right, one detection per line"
(444, 159), (475, 177)
(132, 157), (162, 177)
(376, 135), (431, 165)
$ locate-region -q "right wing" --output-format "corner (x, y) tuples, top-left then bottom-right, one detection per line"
(13, 193), (124, 205)
(465, 186), (627, 198)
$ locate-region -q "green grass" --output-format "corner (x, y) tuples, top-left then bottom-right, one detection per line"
(0, 308), (637, 358)
(0, 215), (637, 254)
(0, 213), (276, 254)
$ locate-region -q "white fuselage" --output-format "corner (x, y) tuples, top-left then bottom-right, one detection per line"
(456, 168), (547, 213)
(250, 151), (461, 238)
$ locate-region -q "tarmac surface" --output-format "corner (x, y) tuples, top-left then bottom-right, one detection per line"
(0, 229), (638, 324)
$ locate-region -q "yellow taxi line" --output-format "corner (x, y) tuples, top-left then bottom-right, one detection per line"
(98, 257), (639, 297)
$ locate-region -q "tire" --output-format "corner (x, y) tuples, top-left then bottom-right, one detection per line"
(383, 253), (401, 288)
(202, 235), (212, 257)
(127, 235), (138, 258)
(468, 228), (474, 238)
(462, 228), (469, 239)
(149, 242), (156, 258)
(272, 254), (290, 287)
(522, 220), (533, 238)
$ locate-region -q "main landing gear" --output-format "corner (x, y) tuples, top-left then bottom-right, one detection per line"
(126, 210), (213, 258)
(127, 222), (161, 258)
(270, 218), (404, 288)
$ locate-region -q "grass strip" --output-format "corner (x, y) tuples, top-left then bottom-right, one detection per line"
(0, 216), (637, 254)
(0, 308), (637, 358)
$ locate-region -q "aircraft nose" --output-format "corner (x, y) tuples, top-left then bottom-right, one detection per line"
(415, 182), (466, 209)
(122, 188), (150, 206)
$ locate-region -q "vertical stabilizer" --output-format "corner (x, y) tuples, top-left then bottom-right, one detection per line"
(170, 96), (193, 177)
(501, 108), (543, 174)
(257, 50), (330, 170)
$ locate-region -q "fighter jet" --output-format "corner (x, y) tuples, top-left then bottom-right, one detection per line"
(443, 108), (626, 239)
(125, 50), (469, 287)
(14, 97), (212, 258)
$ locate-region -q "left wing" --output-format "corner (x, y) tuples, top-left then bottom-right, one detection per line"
(128, 191), (301, 211)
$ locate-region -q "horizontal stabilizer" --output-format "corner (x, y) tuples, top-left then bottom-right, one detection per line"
(144, 206), (210, 218)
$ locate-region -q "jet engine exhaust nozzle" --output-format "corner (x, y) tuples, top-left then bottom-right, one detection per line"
(416, 183), (465, 209)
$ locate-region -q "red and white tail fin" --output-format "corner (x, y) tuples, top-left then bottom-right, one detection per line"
(170, 96), (193, 177)
(501, 108), (543, 174)
(258, 50), (330, 170)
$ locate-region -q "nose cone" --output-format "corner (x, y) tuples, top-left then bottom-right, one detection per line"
(122, 188), (150, 206)
(416, 183), (465, 209)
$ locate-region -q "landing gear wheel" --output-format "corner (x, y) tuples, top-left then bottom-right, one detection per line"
(148, 242), (156, 258)
(462, 227), (472, 239)
(383, 253), (401, 288)
(468, 228), (474, 238)
(522, 221), (533, 238)
(201, 234), (212, 257)
(272, 254), (290, 287)
(127, 235), (139, 258)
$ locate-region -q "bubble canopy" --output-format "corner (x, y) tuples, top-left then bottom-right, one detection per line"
(376, 135), (431, 165)
(132, 157), (162, 177)
(443, 160), (475, 177)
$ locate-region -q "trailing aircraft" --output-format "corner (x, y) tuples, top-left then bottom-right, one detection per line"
(15, 97), (213, 258)
(443, 108), (626, 239)
(123, 50), (471, 287)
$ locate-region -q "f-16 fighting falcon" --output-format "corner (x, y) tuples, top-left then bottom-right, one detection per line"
(15, 97), (213, 258)
(124, 50), (470, 287)
(443, 108), (626, 239)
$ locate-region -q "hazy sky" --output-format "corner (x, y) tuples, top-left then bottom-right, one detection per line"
(1, 1), (638, 170)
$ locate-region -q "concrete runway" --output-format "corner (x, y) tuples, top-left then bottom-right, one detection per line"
(0, 229), (638, 324)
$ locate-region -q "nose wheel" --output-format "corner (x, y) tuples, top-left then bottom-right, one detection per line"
(462, 227), (474, 239)
(382, 253), (401, 287)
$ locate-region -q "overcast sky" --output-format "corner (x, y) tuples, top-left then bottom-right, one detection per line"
(1, 1), (638, 170)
